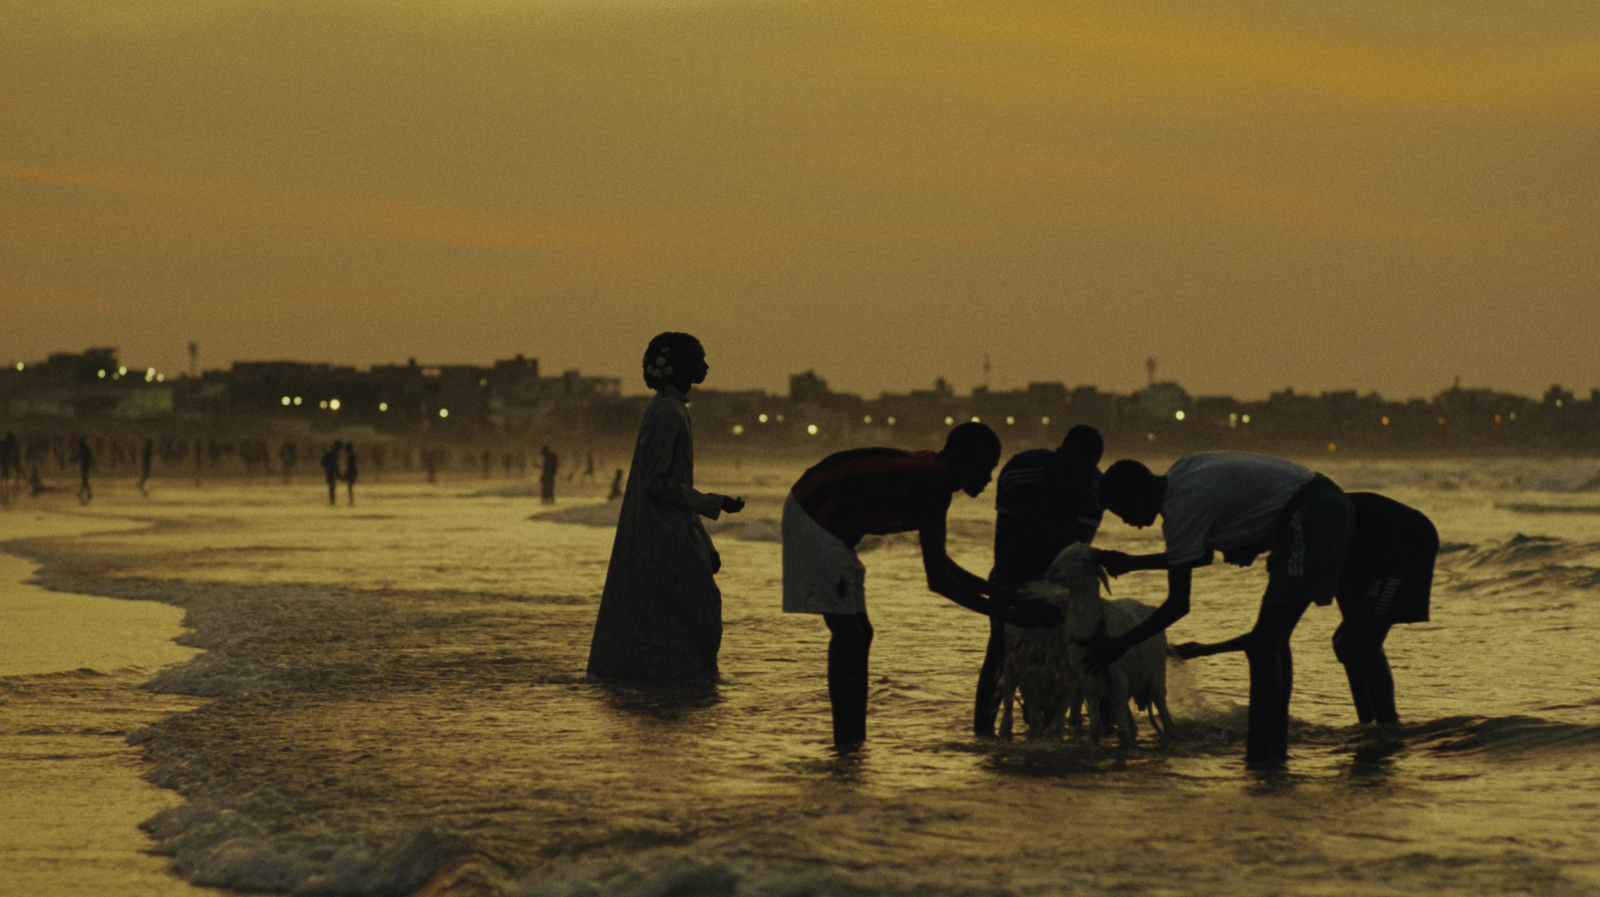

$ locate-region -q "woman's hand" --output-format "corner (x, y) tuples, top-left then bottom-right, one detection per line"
(721, 495), (745, 514)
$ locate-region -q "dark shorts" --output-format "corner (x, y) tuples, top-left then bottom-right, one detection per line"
(1335, 492), (1438, 624)
(1335, 576), (1431, 624)
(1263, 474), (1355, 606)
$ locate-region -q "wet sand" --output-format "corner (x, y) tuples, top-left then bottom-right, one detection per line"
(0, 503), (218, 896)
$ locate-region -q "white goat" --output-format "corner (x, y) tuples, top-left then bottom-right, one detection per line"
(1045, 542), (1175, 747)
(996, 580), (1081, 739)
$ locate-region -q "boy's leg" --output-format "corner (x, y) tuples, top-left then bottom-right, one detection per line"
(825, 611), (874, 747)
(1244, 597), (1310, 766)
(973, 615), (1007, 737)
(1333, 615), (1396, 724)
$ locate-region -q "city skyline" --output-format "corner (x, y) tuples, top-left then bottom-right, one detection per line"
(6, 344), (1592, 408)
(5, 2), (1597, 402)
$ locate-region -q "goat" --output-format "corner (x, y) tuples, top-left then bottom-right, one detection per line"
(1045, 542), (1175, 747)
(996, 580), (1081, 739)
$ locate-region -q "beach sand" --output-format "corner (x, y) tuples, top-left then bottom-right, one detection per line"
(0, 504), (218, 896)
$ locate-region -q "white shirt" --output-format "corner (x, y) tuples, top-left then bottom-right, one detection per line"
(1160, 452), (1314, 566)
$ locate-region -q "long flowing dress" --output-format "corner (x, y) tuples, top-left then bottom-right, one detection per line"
(585, 386), (726, 681)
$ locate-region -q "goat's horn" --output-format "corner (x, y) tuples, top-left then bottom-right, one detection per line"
(1096, 563), (1111, 594)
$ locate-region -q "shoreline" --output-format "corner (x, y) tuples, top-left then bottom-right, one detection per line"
(0, 504), (221, 897)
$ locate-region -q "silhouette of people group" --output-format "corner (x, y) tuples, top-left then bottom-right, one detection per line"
(583, 331), (1440, 767)
(321, 440), (359, 506)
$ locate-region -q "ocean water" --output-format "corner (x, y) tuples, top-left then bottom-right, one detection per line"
(6, 453), (1600, 897)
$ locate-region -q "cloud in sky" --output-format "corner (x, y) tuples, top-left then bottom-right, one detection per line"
(2, 0), (1596, 399)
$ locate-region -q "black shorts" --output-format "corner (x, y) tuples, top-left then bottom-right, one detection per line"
(1335, 492), (1438, 624)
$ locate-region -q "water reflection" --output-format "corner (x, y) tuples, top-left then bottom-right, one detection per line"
(586, 678), (724, 721)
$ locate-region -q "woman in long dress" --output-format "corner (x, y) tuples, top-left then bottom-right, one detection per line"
(586, 332), (744, 682)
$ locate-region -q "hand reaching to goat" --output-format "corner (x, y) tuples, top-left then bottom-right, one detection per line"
(989, 591), (1065, 628)
(1095, 549), (1136, 577)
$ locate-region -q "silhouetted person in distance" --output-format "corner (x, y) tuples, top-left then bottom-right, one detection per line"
(581, 452), (596, 484)
(1170, 492), (1438, 727)
(781, 423), (1063, 749)
(279, 440), (297, 484)
(539, 446), (558, 505)
(321, 440), (343, 505)
(75, 437), (94, 504)
(139, 438), (154, 495)
(1093, 452), (1355, 768)
(0, 431), (20, 502)
(586, 332), (745, 683)
(343, 442), (358, 506)
(974, 424), (1105, 737)
(608, 468), (624, 501)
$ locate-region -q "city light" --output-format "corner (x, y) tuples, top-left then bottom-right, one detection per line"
(886, 417), (895, 425)
(1005, 416), (1015, 425)
(1175, 410), (1185, 421)
(970, 416), (980, 423)
(944, 416), (954, 426)
(294, 397), (303, 406)
(758, 413), (768, 423)
(329, 399), (341, 410)
(98, 369), (106, 378)
(439, 408), (449, 418)
(1041, 416), (1050, 425)
(807, 424), (818, 435)
(14, 363), (22, 371)
(319, 400), (328, 409)
(732, 424), (744, 435)
(863, 415), (873, 424)
(281, 396), (291, 406)
(379, 403), (388, 412)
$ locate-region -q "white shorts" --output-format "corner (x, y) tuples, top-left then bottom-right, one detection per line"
(782, 493), (867, 615)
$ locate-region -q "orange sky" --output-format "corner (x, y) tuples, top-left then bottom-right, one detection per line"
(3, 0), (1596, 399)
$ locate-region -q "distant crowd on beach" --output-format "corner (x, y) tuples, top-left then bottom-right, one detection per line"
(0, 428), (612, 507)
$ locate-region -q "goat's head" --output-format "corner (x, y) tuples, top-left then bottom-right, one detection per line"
(1015, 580), (1070, 611)
(1044, 542), (1111, 597)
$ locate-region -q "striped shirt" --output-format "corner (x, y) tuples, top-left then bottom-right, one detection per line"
(990, 448), (1102, 585)
(791, 448), (952, 547)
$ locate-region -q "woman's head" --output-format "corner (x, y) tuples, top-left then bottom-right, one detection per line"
(642, 332), (707, 391)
